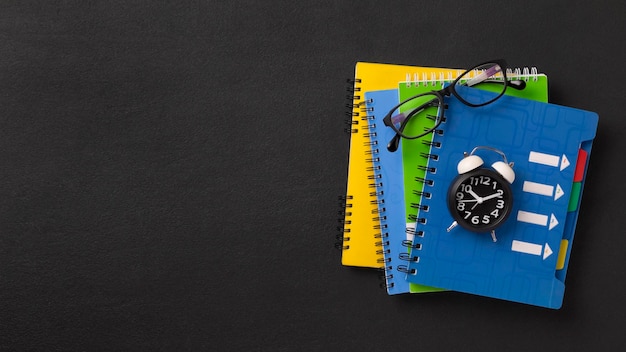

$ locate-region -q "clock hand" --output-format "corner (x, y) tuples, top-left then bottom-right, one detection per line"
(481, 191), (503, 202)
(467, 189), (483, 203)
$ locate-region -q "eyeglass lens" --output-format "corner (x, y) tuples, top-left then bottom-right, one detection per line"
(387, 61), (509, 141)
(390, 92), (442, 140)
(453, 62), (506, 106)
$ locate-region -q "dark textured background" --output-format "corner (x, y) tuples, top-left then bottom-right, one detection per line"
(0, 1), (624, 350)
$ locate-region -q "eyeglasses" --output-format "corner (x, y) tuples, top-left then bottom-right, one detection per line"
(382, 59), (526, 152)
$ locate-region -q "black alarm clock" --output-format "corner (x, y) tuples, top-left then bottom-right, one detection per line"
(446, 146), (515, 242)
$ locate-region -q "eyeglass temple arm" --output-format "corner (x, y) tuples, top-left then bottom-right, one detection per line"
(508, 80), (526, 90)
(387, 109), (416, 152)
(387, 99), (439, 152)
(389, 98), (439, 125)
(388, 134), (401, 152)
(464, 79), (526, 90)
(484, 79), (526, 90)
(465, 65), (504, 87)
(387, 110), (415, 152)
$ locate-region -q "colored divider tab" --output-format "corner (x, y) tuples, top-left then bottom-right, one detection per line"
(556, 239), (569, 270)
(568, 183), (582, 212)
(566, 149), (588, 212)
(574, 149), (588, 182)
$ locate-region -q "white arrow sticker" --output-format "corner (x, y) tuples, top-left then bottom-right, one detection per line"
(522, 181), (565, 201)
(511, 240), (553, 260)
(529, 151), (560, 167)
(560, 154), (570, 171)
(528, 151), (571, 172)
(554, 184), (565, 201)
(522, 181), (553, 197)
(549, 213), (559, 230)
(517, 211), (559, 231)
(543, 243), (553, 260)
(517, 210), (548, 226)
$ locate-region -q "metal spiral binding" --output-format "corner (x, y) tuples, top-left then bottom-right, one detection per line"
(379, 264), (395, 289)
(404, 227), (424, 238)
(410, 203), (429, 211)
(359, 95), (396, 285)
(397, 265), (417, 275)
(419, 152), (439, 161)
(404, 179), (427, 273)
(422, 140), (442, 148)
(424, 113), (446, 123)
(372, 215), (387, 223)
(402, 103), (447, 276)
(366, 164), (382, 172)
(369, 190), (383, 197)
(377, 256), (391, 264)
(368, 181), (383, 189)
(412, 149), (437, 223)
(364, 140), (379, 147)
(375, 242), (390, 256)
(405, 71), (460, 87)
(417, 165), (437, 173)
(413, 189), (431, 199)
(399, 252), (420, 263)
(343, 78), (362, 134)
(336, 76), (362, 251)
(506, 66), (540, 82)
(405, 67), (541, 86)
(363, 132), (377, 138)
(407, 214), (428, 223)
(373, 231), (386, 239)
(373, 221), (387, 230)
(415, 176), (434, 186)
(335, 194), (353, 250)
(401, 239), (422, 249)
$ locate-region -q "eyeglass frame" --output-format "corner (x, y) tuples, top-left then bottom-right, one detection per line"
(382, 59), (521, 152)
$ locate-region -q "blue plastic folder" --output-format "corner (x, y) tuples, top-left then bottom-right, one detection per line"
(405, 85), (598, 308)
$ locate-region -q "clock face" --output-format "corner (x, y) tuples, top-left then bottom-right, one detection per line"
(447, 168), (513, 233)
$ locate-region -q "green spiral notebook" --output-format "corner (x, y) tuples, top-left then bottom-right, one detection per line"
(393, 69), (549, 294)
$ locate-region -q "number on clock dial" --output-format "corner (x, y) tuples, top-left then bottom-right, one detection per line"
(454, 180), (505, 226)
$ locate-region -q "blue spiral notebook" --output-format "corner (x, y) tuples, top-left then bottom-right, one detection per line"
(364, 88), (413, 294)
(405, 85), (598, 308)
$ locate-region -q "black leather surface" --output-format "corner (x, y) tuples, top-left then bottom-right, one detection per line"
(0, 1), (624, 350)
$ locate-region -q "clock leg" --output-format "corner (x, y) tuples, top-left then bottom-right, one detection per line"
(446, 221), (458, 232)
(490, 230), (497, 242)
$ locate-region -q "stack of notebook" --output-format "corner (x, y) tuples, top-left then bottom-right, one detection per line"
(337, 61), (598, 309)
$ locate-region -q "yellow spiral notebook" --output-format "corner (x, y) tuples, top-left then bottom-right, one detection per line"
(339, 62), (458, 268)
